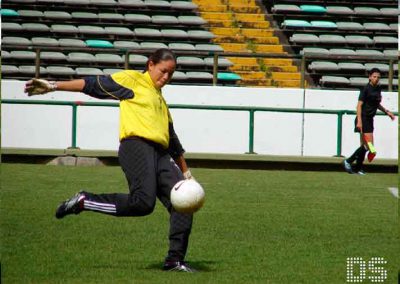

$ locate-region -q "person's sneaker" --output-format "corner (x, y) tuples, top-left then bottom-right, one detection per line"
(343, 159), (353, 174)
(163, 261), (196, 272)
(55, 192), (85, 219)
(356, 170), (366, 176)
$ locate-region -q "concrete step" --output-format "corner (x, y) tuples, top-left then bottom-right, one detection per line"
(262, 58), (295, 66)
(196, 4), (227, 12)
(241, 28), (275, 37)
(265, 66), (299, 73)
(226, 57), (258, 65)
(201, 12), (233, 21)
(229, 64), (261, 71)
(193, 0), (224, 5)
(227, 0), (257, 5)
(249, 37), (279, 44)
(210, 27), (241, 36)
(234, 13), (266, 22)
(229, 5), (261, 13)
(235, 71), (266, 80)
(236, 21), (270, 29)
(218, 43), (250, 52)
(274, 80), (303, 88)
(238, 79), (273, 86)
(272, 72), (301, 80)
(255, 45), (285, 53)
(205, 19), (234, 28)
(213, 35), (246, 43)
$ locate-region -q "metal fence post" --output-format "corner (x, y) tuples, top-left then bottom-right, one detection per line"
(212, 53), (218, 86)
(35, 49), (41, 78)
(335, 111), (344, 157)
(300, 55), (306, 89)
(247, 110), (255, 154)
(388, 59), (394, 92)
(71, 104), (78, 148)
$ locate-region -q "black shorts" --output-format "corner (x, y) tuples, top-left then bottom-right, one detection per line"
(354, 116), (374, 133)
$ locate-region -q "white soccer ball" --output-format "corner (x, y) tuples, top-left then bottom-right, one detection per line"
(170, 179), (205, 213)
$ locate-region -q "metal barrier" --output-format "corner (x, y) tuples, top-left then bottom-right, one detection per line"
(3, 99), (397, 156)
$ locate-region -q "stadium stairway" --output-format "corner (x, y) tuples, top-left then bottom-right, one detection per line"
(192, 0), (302, 87)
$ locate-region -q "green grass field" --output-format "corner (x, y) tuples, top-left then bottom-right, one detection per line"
(1, 164), (398, 283)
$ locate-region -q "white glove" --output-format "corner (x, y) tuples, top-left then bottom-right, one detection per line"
(25, 78), (57, 96)
(183, 170), (194, 180)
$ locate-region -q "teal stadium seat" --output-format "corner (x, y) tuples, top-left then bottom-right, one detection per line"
(349, 77), (368, 86)
(195, 44), (224, 52)
(85, 40), (113, 48)
(383, 50), (398, 58)
(2, 51), (11, 59)
(281, 20), (311, 28)
(310, 21), (337, 28)
(300, 5), (326, 13)
(217, 73), (241, 81)
(1, 9), (19, 16)
(364, 63), (389, 72)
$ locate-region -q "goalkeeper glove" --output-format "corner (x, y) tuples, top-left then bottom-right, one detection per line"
(25, 78), (57, 96)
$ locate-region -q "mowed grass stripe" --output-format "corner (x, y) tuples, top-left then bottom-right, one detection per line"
(1, 164), (397, 283)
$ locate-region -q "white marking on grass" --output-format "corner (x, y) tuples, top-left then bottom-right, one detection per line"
(387, 187), (398, 198)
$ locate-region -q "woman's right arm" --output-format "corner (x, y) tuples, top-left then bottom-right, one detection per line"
(356, 100), (363, 131)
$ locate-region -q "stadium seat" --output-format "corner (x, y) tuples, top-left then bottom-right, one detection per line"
(98, 13), (124, 21)
(2, 65), (19, 74)
(2, 22), (23, 31)
(373, 36), (398, 45)
(354, 7), (381, 15)
(51, 25), (79, 33)
(2, 36), (31, 45)
(345, 35), (373, 45)
(144, 0), (171, 9)
(329, 49), (356, 56)
(152, 15), (179, 25)
(32, 37), (59, 46)
(125, 14), (152, 23)
(90, 0), (116, 5)
(363, 23), (391, 31)
(178, 16), (207, 25)
(67, 52), (96, 63)
(383, 50), (398, 58)
(10, 50), (36, 59)
(177, 56), (204, 66)
(364, 63), (389, 72)
(122, 54), (148, 64)
(272, 4), (301, 13)
(118, 0), (145, 8)
(95, 54), (124, 63)
(300, 5), (326, 13)
(134, 28), (162, 37)
(1, 9), (19, 16)
(380, 8), (399, 16)
(9, 0), (36, 3)
(300, 47), (329, 55)
(17, 10), (43, 17)
(187, 30), (215, 40)
(44, 11), (72, 19)
(308, 61), (339, 71)
(281, 20), (311, 28)
(185, 72), (213, 80)
(161, 29), (188, 39)
(349, 77), (368, 86)
(310, 21), (337, 28)
(18, 65), (47, 74)
(71, 12), (98, 19)
(338, 62), (365, 71)
(113, 41), (140, 49)
(195, 44), (224, 52)
(336, 22), (364, 30)
(204, 57), (234, 67)
(379, 78), (398, 86)
(170, 1), (197, 10)
(86, 40), (113, 48)
(21, 23), (50, 32)
(140, 42), (168, 49)
(76, 67), (104, 76)
(171, 71), (187, 80)
(78, 26), (106, 35)
(59, 38), (86, 47)
(168, 43), (196, 51)
(326, 6), (353, 15)
(355, 49), (384, 57)
(290, 34), (319, 43)
(319, 34), (346, 44)
(64, 0), (89, 4)
(320, 76), (350, 85)
(103, 68), (124, 75)
(217, 72), (241, 81)
(46, 66), (76, 75)
(2, 50), (11, 59)
(104, 27), (134, 36)
(40, 52), (67, 60)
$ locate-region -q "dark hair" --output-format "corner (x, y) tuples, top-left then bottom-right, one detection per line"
(368, 68), (381, 76)
(145, 48), (176, 71)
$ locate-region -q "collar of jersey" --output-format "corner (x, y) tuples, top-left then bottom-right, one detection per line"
(143, 71), (160, 91)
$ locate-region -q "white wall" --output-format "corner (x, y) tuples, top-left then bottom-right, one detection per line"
(1, 80), (398, 159)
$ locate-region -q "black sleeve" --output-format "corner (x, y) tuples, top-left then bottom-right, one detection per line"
(82, 75), (134, 100)
(167, 123), (185, 159)
(358, 87), (367, 102)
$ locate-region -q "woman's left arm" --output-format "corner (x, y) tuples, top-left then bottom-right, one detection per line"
(378, 105), (396, 120)
(167, 123), (193, 179)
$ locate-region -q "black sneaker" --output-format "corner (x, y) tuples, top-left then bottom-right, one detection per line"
(163, 261), (196, 272)
(55, 192), (85, 219)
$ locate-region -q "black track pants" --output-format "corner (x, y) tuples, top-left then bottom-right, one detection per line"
(82, 137), (193, 262)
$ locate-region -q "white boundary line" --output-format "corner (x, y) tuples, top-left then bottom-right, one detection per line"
(387, 187), (398, 198)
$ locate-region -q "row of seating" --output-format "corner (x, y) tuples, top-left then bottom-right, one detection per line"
(290, 34), (397, 45)
(2, 1), (197, 10)
(1, 65), (241, 81)
(301, 47), (397, 58)
(272, 4), (398, 16)
(320, 76), (398, 87)
(2, 50), (233, 67)
(282, 20), (397, 31)
(309, 61), (398, 72)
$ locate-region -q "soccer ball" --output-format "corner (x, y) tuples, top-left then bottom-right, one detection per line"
(170, 179), (205, 213)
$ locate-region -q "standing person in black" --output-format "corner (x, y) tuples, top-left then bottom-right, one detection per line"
(343, 68), (395, 175)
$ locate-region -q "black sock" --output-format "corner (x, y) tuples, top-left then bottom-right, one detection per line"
(347, 146), (364, 164)
(353, 147), (367, 172)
